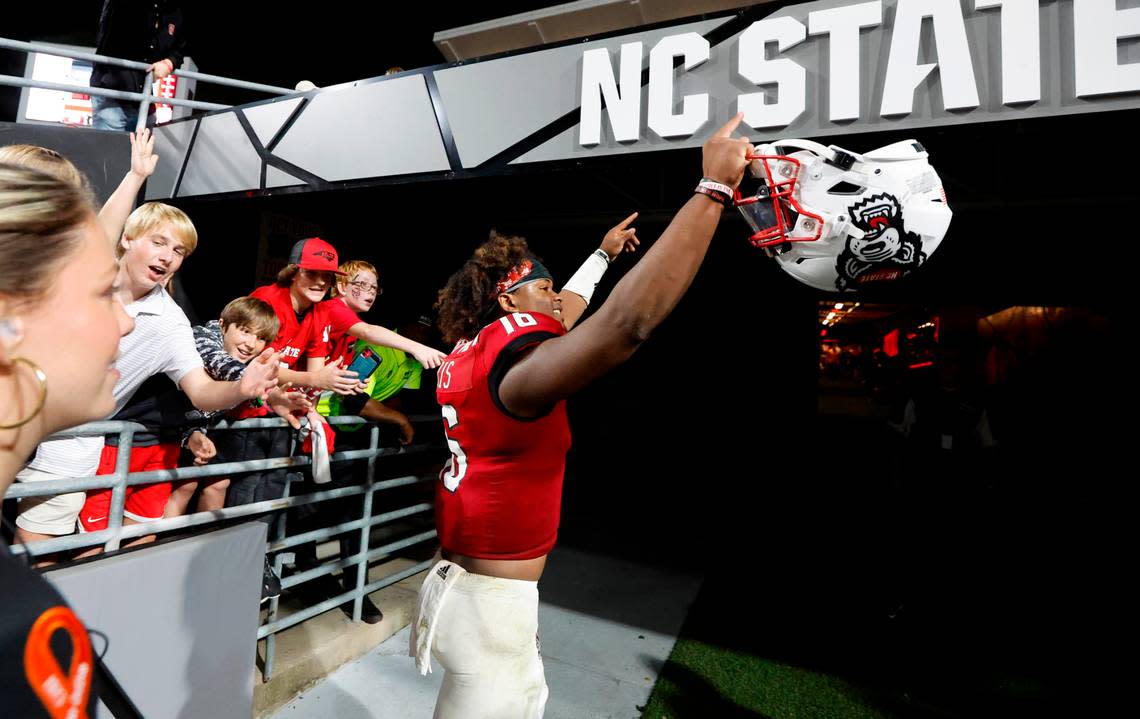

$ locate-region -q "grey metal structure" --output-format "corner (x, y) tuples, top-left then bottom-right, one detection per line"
(432, 0), (761, 61)
(0, 36), (294, 133)
(76, 0), (1138, 202)
(6, 2), (1140, 200)
(48, 522), (267, 719)
(11, 415), (444, 683)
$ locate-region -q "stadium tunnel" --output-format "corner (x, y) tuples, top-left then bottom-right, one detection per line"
(1, 1), (1133, 716)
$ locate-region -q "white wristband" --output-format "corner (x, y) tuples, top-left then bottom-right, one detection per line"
(698, 178), (734, 198)
(561, 250), (610, 305)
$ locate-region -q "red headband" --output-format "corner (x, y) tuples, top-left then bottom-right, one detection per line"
(495, 259), (536, 295)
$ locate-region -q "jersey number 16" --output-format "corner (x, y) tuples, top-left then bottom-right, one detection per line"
(440, 404), (467, 492)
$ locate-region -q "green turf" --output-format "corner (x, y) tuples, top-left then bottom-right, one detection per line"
(639, 638), (902, 719)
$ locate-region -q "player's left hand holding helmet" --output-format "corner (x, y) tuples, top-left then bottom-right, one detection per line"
(734, 138), (952, 292)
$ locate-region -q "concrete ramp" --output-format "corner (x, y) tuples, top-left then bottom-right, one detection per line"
(272, 547), (702, 719)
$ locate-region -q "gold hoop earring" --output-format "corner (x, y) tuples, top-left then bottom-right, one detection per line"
(0, 357), (48, 430)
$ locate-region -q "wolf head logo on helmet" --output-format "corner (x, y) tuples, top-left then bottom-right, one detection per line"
(837, 193), (925, 290)
(734, 138), (952, 292)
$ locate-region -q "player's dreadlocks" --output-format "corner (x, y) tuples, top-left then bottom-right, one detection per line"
(435, 230), (535, 345)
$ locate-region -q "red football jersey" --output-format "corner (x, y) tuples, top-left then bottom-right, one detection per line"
(435, 311), (571, 560)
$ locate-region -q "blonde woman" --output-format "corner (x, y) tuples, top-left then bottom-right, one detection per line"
(0, 162), (134, 715)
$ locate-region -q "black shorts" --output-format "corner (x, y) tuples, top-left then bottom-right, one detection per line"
(339, 391), (370, 417)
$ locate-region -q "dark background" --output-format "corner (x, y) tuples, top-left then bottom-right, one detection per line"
(3, 3), (1133, 716)
(163, 112), (1134, 718)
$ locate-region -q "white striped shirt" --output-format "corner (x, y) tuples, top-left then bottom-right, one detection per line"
(29, 286), (203, 477)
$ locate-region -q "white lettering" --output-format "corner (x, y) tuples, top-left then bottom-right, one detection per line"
(808, 1), (883, 121)
(738, 17), (808, 129)
(580, 42), (644, 145)
(1073, 0), (1140, 97)
(975, 0), (1041, 104)
(881, 0), (980, 116)
(648, 32), (711, 138)
(439, 361), (454, 389)
(570, 1), (1138, 146)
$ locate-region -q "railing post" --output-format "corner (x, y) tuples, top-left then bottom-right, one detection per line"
(104, 427), (135, 552)
(136, 70), (154, 133)
(15, 414), (442, 681)
(0, 35), (297, 124)
(263, 430), (299, 683)
(351, 425), (381, 622)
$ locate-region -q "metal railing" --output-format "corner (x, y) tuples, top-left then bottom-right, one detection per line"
(6, 413), (445, 682)
(0, 37), (297, 132)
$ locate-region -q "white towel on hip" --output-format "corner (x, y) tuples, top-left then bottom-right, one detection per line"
(409, 559), (463, 675)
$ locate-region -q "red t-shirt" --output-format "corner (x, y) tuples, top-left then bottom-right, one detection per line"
(435, 311), (571, 560)
(306, 298), (361, 367)
(250, 284), (315, 368)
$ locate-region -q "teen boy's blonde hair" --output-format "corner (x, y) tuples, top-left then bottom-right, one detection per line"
(120, 202), (198, 257)
(331, 259), (378, 298)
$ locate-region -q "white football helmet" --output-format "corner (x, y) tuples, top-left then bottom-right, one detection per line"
(734, 139), (952, 292)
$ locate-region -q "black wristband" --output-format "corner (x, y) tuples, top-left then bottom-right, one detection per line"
(694, 185), (730, 205)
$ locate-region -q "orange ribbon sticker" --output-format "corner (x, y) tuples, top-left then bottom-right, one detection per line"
(23, 605), (92, 719)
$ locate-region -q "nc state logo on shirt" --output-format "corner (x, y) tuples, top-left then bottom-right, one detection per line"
(283, 346), (301, 358)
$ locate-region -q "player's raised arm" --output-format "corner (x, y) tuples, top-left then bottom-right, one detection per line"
(499, 114), (751, 417)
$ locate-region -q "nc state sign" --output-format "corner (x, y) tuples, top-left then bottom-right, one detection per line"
(578, 0), (1139, 145)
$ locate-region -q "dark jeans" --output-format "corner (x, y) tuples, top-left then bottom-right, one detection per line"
(291, 428), (373, 588)
(220, 428), (294, 526)
(91, 95), (155, 131)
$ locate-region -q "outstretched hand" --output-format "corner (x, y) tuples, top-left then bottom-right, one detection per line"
(702, 113), (751, 191)
(267, 384), (313, 430)
(241, 348), (282, 402)
(600, 211), (641, 261)
(129, 128), (159, 179)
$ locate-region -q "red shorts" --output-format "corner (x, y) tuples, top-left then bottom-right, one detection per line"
(80, 443), (181, 531)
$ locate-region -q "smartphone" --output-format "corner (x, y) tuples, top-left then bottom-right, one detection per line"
(346, 347), (381, 382)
